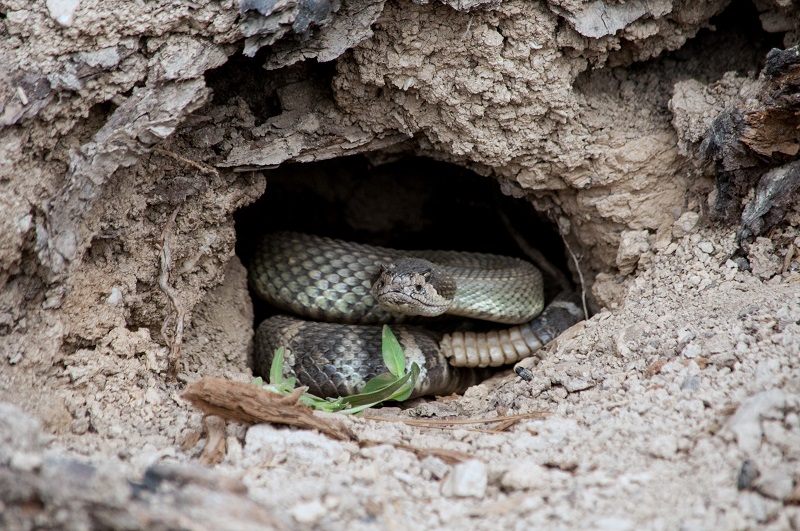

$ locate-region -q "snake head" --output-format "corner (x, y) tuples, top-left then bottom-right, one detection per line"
(371, 258), (456, 317)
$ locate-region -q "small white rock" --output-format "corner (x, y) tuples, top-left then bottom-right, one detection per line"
(10, 452), (43, 472)
(144, 387), (161, 405)
(106, 287), (123, 305)
(681, 342), (702, 359)
(756, 470), (796, 501)
(500, 462), (550, 490)
(648, 434), (678, 459)
(677, 328), (695, 348)
(441, 460), (487, 498)
(244, 424), (346, 468)
(698, 241), (715, 254)
(672, 212), (700, 238)
(16, 214), (33, 233)
(46, 0), (80, 26)
(421, 456), (450, 480)
(616, 230), (650, 275)
(738, 491), (781, 523)
(727, 389), (787, 454)
(289, 500), (327, 525)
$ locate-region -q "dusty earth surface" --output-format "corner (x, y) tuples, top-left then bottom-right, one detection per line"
(2, 0), (800, 529)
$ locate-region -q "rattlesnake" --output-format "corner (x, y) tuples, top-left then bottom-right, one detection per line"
(251, 232), (583, 398)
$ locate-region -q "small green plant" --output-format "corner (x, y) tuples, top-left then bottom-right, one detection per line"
(253, 325), (420, 414)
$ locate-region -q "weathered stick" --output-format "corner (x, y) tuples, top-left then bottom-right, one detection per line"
(181, 377), (355, 441)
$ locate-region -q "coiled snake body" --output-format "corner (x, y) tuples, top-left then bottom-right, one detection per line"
(252, 232), (583, 398)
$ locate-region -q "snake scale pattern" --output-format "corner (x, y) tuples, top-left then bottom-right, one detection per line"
(252, 232), (583, 398)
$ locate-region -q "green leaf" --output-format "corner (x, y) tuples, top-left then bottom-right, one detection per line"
(342, 369), (415, 409)
(269, 347), (286, 385)
(360, 372), (398, 395)
(391, 362), (420, 402)
(299, 394), (347, 412)
(381, 325), (406, 376)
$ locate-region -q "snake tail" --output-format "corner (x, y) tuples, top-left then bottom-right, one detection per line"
(440, 291), (584, 367)
(254, 316), (489, 398)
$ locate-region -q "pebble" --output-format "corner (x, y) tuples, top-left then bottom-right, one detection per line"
(681, 342), (702, 359)
(676, 329), (695, 349)
(243, 424), (347, 468)
(500, 462), (550, 491)
(421, 456), (450, 480)
(45, 0), (80, 26)
(616, 230), (650, 275)
(672, 212), (700, 238)
(144, 387), (161, 405)
(441, 460), (487, 498)
(737, 459), (758, 490)
(648, 434), (678, 459)
(290, 500), (327, 524)
(10, 451), (43, 472)
(738, 491), (780, 523)
(556, 376), (595, 393)
(726, 389), (787, 454)
(697, 241), (715, 254)
(392, 470), (416, 485)
(755, 470), (796, 501)
(106, 287), (123, 305)
(680, 376), (700, 391)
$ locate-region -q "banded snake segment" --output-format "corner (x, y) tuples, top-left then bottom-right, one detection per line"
(251, 232), (584, 397)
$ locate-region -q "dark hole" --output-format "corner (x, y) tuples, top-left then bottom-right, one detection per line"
(603, 0), (784, 77)
(205, 50), (336, 124)
(668, 0), (785, 77)
(235, 155), (571, 324)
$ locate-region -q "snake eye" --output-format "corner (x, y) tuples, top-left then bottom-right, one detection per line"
(415, 284), (424, 292)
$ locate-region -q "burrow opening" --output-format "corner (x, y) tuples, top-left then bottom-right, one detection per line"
(234, 155), (579, 381)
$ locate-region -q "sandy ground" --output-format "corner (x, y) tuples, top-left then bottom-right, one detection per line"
(2, 221), (799, 529)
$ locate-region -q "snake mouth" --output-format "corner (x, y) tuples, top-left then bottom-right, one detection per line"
(374, 290), (447, 317)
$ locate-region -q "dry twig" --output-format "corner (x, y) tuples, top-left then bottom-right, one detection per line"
(154, 147), (219, 177)
(158, 207), (185, 376)
(362, 410), (549, 430)
(554, 215), (589, 320)
(362, 440), (477, 464)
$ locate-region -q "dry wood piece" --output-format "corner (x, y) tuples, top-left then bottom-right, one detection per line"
(701, 45), (800, 237)
(199, 415), (227, 465)
(181, 377), (355, 441)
